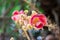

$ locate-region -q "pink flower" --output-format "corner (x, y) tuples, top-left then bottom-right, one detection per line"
(11, 15), (20, 21)
(19, 10), (24, 14)
(11, 10), (24, 21)
(30, 14), (47, 29)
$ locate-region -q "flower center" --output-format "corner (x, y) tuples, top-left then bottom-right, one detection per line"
(32, 17), (40, 25)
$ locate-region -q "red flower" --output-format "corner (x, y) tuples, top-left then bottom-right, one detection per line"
(39, 14), (47, 25)
(30, 14), (47, 29)
(13, 10), (19, 15)
(35, 22), (44, 29)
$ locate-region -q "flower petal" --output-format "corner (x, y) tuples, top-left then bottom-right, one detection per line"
(35, 22), (44, 29)
(39, 14), (47, 25)
(19, 10), (24, 14)
(13, 10), (19, 15)
(11, 15), (20, 21)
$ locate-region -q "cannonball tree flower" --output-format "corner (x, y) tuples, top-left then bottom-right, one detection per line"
(11, 10), (24, 21)
(11, 15), (20, 21)
(30, 14), (47, 29)
(12, 10), (19, 21)
(12, 10), (24, 15)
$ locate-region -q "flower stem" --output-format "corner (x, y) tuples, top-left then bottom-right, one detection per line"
(23, 30), (30, 40)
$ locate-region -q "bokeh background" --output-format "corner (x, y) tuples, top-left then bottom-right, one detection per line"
(0, 0), (60, 40)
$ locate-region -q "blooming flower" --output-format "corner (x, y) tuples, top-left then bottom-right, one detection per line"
(11, 10), (24, 21)
(11, 15), (20, 21)
(11, 10), (47, 30)
(30, 14), (47, 29)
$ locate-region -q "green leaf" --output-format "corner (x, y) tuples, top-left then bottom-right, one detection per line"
(7, 5), (21, 17)
(0, 6), (2, 16)
(6, 27), (13, 34)
(9, 19), (14, 23)
(23, 3), (30, 10)
(27, 0), (31, 3)
(36, 2), (41, 8)
(15, 0), (19, 5)
(0, 0), (3, 3)
(0, 29), (3, 34)
(39, 7), (45, 13)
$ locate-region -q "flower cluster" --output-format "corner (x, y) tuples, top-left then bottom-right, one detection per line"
(11, 10), (47, 30)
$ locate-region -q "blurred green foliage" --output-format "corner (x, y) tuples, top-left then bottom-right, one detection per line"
(0, 29), (3, 34)
(7, 5), (21, 17)
(36, 2), (45, 13)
